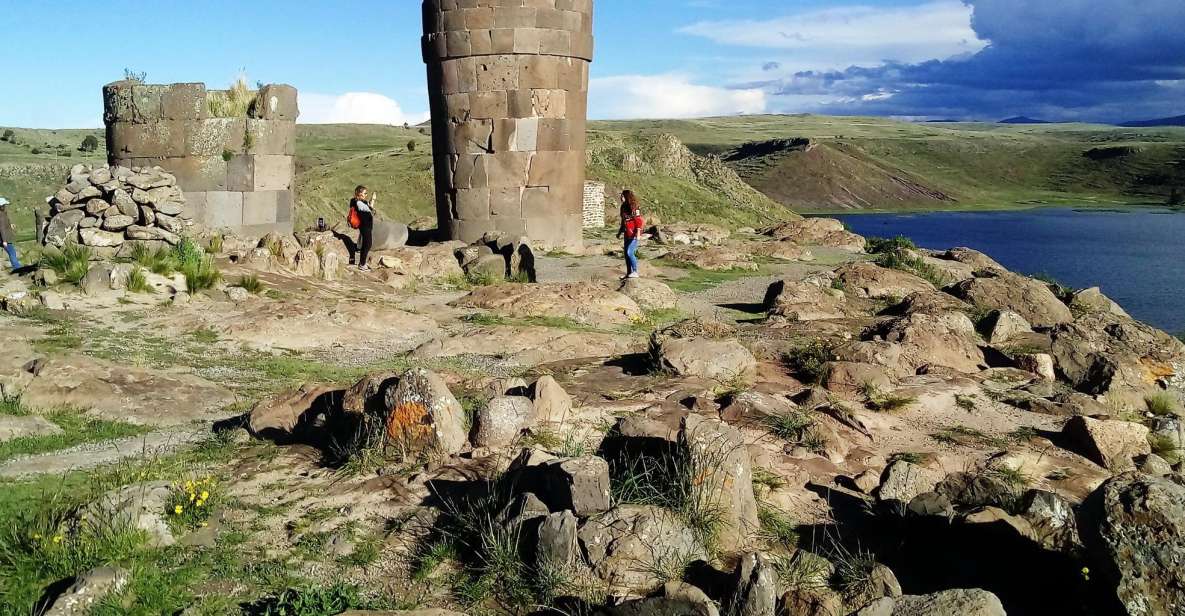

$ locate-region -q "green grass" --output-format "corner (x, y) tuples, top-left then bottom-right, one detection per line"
(658, 258), (773, 293)
(126, 267), (153, 294)
(861, 383), (917, 412)
(1146, 391), (1182, 416)
(782, 340), (835, 384)
(873, 248), (952, 288)
(0, 396), (148, 463)
(40, 242), (91, 284)
(237, 274), (265, 295)
(1150, 434), (1182, 465)
(930, 425), (1009, 449)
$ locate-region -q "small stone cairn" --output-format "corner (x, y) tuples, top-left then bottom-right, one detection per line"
(43, 163), (192, 251)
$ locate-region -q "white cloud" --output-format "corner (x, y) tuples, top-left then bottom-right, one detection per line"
(589, 74), (766, 120)
(681, 1), (986, 64)
(300, 92), (429, 126)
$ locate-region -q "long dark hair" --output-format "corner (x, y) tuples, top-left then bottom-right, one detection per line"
(621, 190), (639, 215)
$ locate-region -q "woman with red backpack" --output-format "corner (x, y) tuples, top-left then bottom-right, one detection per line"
(616, 190), (645, 279)
(348, 185), (376, 271)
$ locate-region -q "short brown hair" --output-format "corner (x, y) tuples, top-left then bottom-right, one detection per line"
(354, 185), (368, 195)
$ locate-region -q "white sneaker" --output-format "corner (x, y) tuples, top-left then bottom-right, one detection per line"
(627, 272), (640, 279)
(359, 265), (372, 272)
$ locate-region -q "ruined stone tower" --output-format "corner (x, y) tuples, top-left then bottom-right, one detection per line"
(103, 81), (298, 236)
(422, 0), (594, 250)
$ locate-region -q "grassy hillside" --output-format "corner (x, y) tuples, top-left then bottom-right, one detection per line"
(4, 116), (1184, 245)
(593, 115), (1185, 212)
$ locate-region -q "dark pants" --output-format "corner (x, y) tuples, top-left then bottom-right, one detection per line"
(358, 212), (374, 266)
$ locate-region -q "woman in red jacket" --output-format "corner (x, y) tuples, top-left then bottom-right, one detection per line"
(616, 190), (644, 279)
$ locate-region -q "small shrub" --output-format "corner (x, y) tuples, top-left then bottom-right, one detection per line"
(221, 149), (233, 162)
(237, 274), (265, 295)
(866, 236), (916, 254)
(1146, 391), (1182, 417)
(173, 237), (221, 292)
(764, 410), (826, 453)
(80, 135), (99, 152)
(123, 68), (147, 83)
(782, 339), (835, 384)
(407, 140), (416, 152)
(40, 243), (91, 284)
(249, 583), (367, 616)
(30, 148), (42, 155)
(1150, 434), (1182, 465)
(207, 234), (224, 254)
(1, 129), (13, 141)
(861, 383), (917, 412)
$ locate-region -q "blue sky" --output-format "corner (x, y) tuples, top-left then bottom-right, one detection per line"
(2, 0), (1181, 128)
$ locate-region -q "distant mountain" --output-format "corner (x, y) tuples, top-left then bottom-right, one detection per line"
(999, 116), (1051, 124)
(1119, 115), (1185, 127)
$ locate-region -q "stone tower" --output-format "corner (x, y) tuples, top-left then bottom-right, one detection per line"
(422, 0), (594, 250)
(103, 81), (298, 236)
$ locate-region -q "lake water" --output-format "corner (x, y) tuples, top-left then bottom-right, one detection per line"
(834, 207), (1185, 334)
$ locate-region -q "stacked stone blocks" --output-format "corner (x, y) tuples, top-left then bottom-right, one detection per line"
(582, 181), (605, 228)
(103, 81), (298, 236)
(423, 0), (594, 250)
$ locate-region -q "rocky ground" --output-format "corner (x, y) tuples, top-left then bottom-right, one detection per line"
(0, 217), (1182, 616)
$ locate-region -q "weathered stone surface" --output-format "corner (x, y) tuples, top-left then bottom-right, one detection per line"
(538, 456), (611, 516)
(682, 414), (759, 551)
(950, 272), (1073, 328)
(578, 505), (707, 592)
(1016, 353), (1056, 381)
(730, 553), (779, 616)
(890, 589), (1006, 616)
(45, 209), (86, 247)
(834, 262), (935, 299)
(1050, 312), (1185, 411)
(873, 311), (985, 374)
(0, 414), (63, 442)
(1063, 416), (1150, 471)
(79, 227), (126, 247)
(82, 482), (176, 547)
(765, 278), (847, 321)
(473, 395), (535, 447)
(985, 309), (1033, 344)
(762, 217), (866, 251)
(456, 282), (643, 328)
(383, 368), (468, 457)
(878, 461), (945, 504)
(248, 383), (337, 439)
(618, 277), (679, 311)
(531, 375), (572, 423)
(43, 566), (131, 616)
(536, 510), (579, 570)
(1082, 473), (1185, 616)
(1071, 287), (1131, 318)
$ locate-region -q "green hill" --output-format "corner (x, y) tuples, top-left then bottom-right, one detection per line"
(4, 116), (1185, 244)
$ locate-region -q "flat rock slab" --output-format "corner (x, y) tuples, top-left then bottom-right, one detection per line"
(0, 352), (236, 427)
(0, 428), (210, 479)
(0, 415), (63, 442)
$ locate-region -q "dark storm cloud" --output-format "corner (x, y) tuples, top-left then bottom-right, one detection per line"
(761, 0), (1185, 122)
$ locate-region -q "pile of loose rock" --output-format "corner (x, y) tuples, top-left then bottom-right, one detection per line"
(43, 163), (192, 252)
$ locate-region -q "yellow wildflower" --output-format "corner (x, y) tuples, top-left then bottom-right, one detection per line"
(174, 505), (184, 515)
(200, 491), (210, 500)
(52, 536), (62, 544)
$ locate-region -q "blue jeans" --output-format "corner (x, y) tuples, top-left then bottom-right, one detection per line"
(624, 238), (639, 275)
(3, 243), (18, 270)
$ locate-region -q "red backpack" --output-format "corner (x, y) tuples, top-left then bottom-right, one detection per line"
(347, 203), (362, 229)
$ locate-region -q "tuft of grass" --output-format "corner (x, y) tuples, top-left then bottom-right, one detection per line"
(888, 452), (924, 465)
(40, 242), (91, 284)
(931, 425), (1008, 449)
(955, 394), (978, 411)
(752, 468), (787, 493)
(207, 234), (224, 254)
(865, 236), (917, 254)
(126, 267), (153, 294)
(609, 448), (727, 552)
(861, 383), (917, 412)
(1149, 434), (1182, 465)
(171, 237), (221, 293)
(988, 466), (1032, 490)
(237, 274), (265, 295)
(757, 505), (799, 547)
(830, 542), (885, 606)
(1146, 391), (1182, 417)
(775, 550), (833, 592)
(247, 583), (369, 616)
(764, 410), (828, 453)
(874, 248), (951, 288)
(782, 339), (835, 384)
(206, 76), (258, 118)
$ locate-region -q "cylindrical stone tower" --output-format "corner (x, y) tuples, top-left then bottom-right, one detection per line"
(103, 81), (299, 236)
(422, 0), (594, 250)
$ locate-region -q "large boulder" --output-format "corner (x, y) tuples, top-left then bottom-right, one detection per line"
(537, 456), (612, 516)
(886, 589), (1006, 616)
(665, 246), (758, 272)
(531, 375), (573, 423)
(942, 247), (1006, 273)
(1062, 416), (1150, 472)
(1050, 312), (1185, 411)
(949, 272), (1073, 328)
(618, 278), (680, 311)
(472, 395), (535, 448)
(371, 220), (410, 250)
(872, 311), (985, 374)
(1071, 287), (1130, 319)
(834, 262), (935, 300)
(248, 383), (339, 440)
(0, 415), (63, 442)
(43, 566), (131, 616)
(730, 553), (779, 616)
(650, 320), (757, 381)
(878, 461), (945, 505)
(383, 368), (469, 458)
(578, 505), (708, 593)
(682, 415), (760, 551)
(455, 282), (643, 329)
(764, 279), (847, 321)
(762, 218), (865, 251)
(1081, 473), (1185, 616)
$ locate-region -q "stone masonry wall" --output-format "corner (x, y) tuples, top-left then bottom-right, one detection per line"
(582, 180), (605, 228)
(103, 81), (298, 237)
(422, 0), (594, 250)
